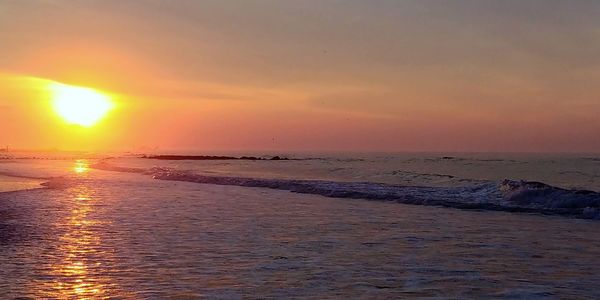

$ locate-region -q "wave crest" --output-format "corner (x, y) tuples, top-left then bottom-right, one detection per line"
(92, 161), (600, 219)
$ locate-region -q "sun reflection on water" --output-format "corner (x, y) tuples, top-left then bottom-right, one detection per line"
(73, 160), (89, 174)
(38, 185), (116, 298)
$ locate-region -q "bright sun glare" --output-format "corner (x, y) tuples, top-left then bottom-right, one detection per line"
(50, 83), (113, 127)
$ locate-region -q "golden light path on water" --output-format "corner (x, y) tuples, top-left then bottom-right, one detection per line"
(39, 160), (114, 298)
(73, 160), (89, 174)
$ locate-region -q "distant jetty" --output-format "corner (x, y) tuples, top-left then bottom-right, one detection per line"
(143, 155), (290, 161)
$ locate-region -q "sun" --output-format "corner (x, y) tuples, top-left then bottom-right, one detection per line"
(49, 83), (113, 127)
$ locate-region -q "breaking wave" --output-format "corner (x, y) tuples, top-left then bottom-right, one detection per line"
(91, 161), (600, 219)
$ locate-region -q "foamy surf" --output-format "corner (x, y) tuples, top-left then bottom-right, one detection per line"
(92, 161), (600, 219)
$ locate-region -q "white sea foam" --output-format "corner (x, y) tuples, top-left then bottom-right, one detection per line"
(91, 160), (600, 219)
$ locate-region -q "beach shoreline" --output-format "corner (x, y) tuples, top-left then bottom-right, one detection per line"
(0, 174), (46, 193)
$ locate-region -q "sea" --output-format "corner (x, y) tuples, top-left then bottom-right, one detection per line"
(1, 152), (599, 298)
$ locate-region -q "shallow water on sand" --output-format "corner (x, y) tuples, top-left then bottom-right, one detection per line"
(1, 166), (599, 298)
(0, 175), (44, 193)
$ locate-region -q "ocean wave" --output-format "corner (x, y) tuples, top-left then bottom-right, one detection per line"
(91, 162), (600, 219)
(404, 156), (526, 165)
(558, 170), (600, 178)
(580, 157), (600, 163)
(500, 180), (600, 209)
(387, 170), (484, 185)
(390, 170), (458, 180)
(391, 170), (455, 178)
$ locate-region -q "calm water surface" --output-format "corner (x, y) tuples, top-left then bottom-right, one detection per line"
(0, 161), (599, 298)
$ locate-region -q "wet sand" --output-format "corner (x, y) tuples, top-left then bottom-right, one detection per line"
(0, 175), (45, 193)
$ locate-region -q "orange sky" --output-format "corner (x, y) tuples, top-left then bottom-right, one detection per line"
(1, 1), (599, 152)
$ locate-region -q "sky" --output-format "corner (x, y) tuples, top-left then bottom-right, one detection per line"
(1, 0), (599, 152)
